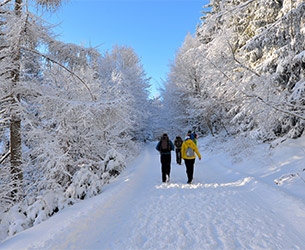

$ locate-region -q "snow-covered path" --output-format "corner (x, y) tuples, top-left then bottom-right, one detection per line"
(2, 141), (305, 249)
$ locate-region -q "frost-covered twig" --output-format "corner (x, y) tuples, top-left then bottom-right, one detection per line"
(227, 39), (260, 77)
(0, 150), (10, 164)
(243, 2), (305, 51)
(204, 56), (231, 80)
(0, 0), (12, 7)
(212, 0), (257, 21)
(282, 101), (305, 111)
(0, 94), (13, 104)
(204, 56), (305, 121)
(21, 47), (96, 101)
(244, 93), (305, 121)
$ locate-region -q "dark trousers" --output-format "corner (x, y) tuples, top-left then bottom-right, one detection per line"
(184, 158), (195, 183)
(161, 154), (171, 182)
(175, 148), (182, 164)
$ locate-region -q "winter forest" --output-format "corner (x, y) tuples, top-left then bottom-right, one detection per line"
(1, 0), (305, 242)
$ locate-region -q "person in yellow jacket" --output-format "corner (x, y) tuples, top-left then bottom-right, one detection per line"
(181, 136), (201, 184)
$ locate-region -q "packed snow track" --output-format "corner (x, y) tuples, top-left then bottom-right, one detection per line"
(1, 142), (305, 249)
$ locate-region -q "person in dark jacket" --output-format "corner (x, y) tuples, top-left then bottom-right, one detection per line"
(174, 136), (183, 165)
(156, 133), (174, 183)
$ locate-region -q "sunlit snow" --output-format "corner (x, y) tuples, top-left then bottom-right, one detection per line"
(2, 135), (305, 249)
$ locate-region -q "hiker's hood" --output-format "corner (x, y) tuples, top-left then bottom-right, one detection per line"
(184, 139), (194, 147)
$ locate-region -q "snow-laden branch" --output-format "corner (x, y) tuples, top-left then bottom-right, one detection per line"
(203, 56), (305, 121)
(21, 47), (96, 101)
(282, 101), (305, 111)
(0, 108), (9, 117)
(0, 94), (13, 104)
(243, 2), (305, 51)
(0, 0), (12, 7)
(211, 0), (257, 21)
(243, 93), (305, 121)
(0, 150), (10, 164)
(226, 39), (260, 77)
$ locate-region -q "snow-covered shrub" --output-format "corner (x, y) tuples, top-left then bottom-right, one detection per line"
(101, 149), (126, 183)
(26, 189), (67, 226)
(0, 205), (28, 238)
(66, 166), (103, 201)
(7, 206), (28, 237)
(0, 189), (67, 238)
(0, 210), (8, 241)
(0, 148), (127, 241)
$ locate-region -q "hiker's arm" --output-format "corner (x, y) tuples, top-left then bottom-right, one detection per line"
(170, 141), (175, 151)
(194, 146), (201, 160)
(181, 143), (186, 159)
(156, 142), (160, 151)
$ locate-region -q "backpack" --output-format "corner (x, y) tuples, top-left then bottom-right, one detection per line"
(186, 147), (194, 157)
(160, 135), (170, 152)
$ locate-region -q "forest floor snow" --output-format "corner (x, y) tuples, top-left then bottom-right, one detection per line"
(1, 135), (305, 249)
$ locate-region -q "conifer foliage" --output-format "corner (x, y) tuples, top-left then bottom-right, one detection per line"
(0, 1), (150, 240)
(163, 0), (305, 140)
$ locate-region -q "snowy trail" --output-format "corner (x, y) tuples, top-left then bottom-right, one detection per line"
(2, 143), (305, 249)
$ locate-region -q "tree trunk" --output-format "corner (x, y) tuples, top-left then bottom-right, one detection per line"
(10, 0), (23, 202)
(10, 116), (22, 200)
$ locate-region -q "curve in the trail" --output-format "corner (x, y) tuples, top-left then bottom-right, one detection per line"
(1, 143), (305, 250)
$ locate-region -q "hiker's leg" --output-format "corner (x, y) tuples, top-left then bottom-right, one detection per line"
(185, 159), (191, 182)
(177, 149), (181, 164)
(185, 159), (195, 183)
(161, 155), (167, 182)
(175, 149), (179, 163)
(165, 154), (171, 179)
(189, 159), (195, 182)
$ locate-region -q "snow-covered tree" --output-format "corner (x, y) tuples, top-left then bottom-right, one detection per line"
(164, 0), (305, 140)
(0, 1), (151, 241)
(101, 45), (151, 142)
(162, 32), (230, 137)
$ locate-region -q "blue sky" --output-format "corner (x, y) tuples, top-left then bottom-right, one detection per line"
(42, 0), (209, 98)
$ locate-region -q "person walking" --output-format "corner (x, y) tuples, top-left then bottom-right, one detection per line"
(181, 135), (201, 184)
(186, 130), (198, 145)
(156, 133), (174, 183)
(174, 136), (183, 165)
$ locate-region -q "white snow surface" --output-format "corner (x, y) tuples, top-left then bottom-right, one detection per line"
(2, 135), (305, 250)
